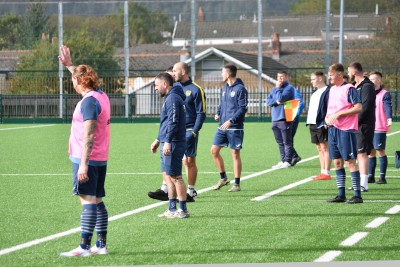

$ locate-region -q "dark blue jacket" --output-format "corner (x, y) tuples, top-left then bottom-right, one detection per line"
(217, 78), (248, 129)
(181, 79), (206, 134)
(315, 86), (330, 128)
(266, 81), (295, 122)
(157, 85), (186, 143)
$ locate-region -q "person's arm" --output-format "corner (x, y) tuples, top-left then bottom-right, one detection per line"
(165, 96), (181, 144)
(192, 87), (206, 135)
(78, 120), (97, 182)
(266, 89), (278, 107)
(231, 86), (248, 122)
(358, 83), (375, 123)
(58, 45), (76, 74)
(277, 85), (294, 103)
(383, 91), (393, 126)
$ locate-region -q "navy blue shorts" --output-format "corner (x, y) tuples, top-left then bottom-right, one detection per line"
(185, 130), (198, 157)
(373, 132), (387, 150)
(212, 128), (244, 150)
(160, 141), (185, 176)
(72, 163), (107, 197)
(328, 127), (357, 161)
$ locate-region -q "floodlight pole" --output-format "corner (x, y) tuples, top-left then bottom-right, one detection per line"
(124, 1), (129, 118)
(339, 0), (344, 64)
(325, 0), (330, 84)
(190, 0), (196, 80)
(257, 0), (263, 120)
(58, 2), (63, 119)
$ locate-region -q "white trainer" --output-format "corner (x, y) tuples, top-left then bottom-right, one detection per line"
(272, 161), (283, 169)
(91, 245), (109, 255)
(60, 246), (92, 257)
(280, 162), (291, 168)
(157, 209), (176, 218)
(166, 209), (190, 219)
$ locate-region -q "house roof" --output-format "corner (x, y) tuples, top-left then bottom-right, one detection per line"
(173, 14), (387, 40)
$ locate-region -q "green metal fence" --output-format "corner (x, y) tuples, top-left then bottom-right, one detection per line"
(1, 90), (399, 123)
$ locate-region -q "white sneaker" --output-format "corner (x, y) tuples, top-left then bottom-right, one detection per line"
(60, 246), (92, 257)
(272, 161), (283, 169)
(91, 245), (109, 255)
(165, 209), (190, 219)
(280, 162), (291, 169)
(157, 209), (176, 218)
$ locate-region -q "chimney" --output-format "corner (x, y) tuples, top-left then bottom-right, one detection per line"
(180, 45), (190, 62)
(198, 7), (205, 22)
(272, 32), (281, 61)
(385, 16), (391, 35)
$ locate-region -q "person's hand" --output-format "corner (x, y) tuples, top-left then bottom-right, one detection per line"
(325, 112), (340, 126)
(163, 143), (171, 156)
(214, 114), (220, 121)
(150, 139), (160, 153)
(77, 163), (89, 183)
(276, 80), (283, 88)
(58, 45), (73, 67)
(387, 119), (392, 126)
(219, 120), (231, 130)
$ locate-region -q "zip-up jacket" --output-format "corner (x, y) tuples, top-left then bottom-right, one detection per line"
(315, 86), (330, 128)
(181, 79), (206, 134)
(266, 81), (295, 122)
(356, 77), (376, 126)
(157, 85), (186, 143)
(216, 78), (248, 129)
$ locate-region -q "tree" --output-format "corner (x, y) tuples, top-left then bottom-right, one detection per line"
(11, 27), (121, 94)
(19, 1), (51, 49)
(0, 13), (22, 50)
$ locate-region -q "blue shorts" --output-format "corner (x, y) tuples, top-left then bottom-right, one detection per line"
(373, 132), (387, 150)
(160, 141), (185, 176)
(72, 163), (107, 197)
(328, 127), (357, 161)
(185, 130), (198, 157)
(212, 128), (244, 150)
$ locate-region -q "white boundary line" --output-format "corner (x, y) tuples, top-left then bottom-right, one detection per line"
(340, 232), (369, 247)
(314, 251), (343, 262)
(385, 205), (400, 214)
(0, 171), (255, 176)
(251, 177), (314, 201)
(0, 125), (56, 131)
(0, 154), (318, 256)
(365, 217), (390, 228)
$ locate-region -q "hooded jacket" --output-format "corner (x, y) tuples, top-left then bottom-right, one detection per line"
(266, 81), (295, 122)
(157, 84), (186, 143)
(181, 79), (206, 134)
(355, 77), (376, 126)
(216, 78), (248, 129)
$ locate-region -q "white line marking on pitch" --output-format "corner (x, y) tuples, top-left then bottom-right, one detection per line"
(314, 250), (342, 262)
(0, 171), (255, 176)
(251, 177), (314, 201)
(387, 130), (400, 136)
(0, 154), (319, 256)
(340, 232), (369, 247)
(0, 125), (56, 131)
(365, 217), (389, 228)
(385, 205), (400, 214)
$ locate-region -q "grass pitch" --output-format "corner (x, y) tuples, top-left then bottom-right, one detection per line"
(1, 122), (400, 266)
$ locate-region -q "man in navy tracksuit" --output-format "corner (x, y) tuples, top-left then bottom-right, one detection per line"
(266, 70), (295, 169)
(150, 72), (189, 219)
(211, 64), (248, 192)
(148, 63), (206, 202)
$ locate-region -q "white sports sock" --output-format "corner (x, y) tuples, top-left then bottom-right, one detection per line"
(187, 185), (195, 197)
(161, 183), (168, 193)
(360, 175), (368, 189)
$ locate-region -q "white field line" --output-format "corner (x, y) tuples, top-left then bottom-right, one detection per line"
(365, 217), (390, 228)
(387, 130), (400, 136)
(385, 205), (400, 214)
(251, 177), (314, 201)
(0, 154), (319, 256)
(0, 125), (56, 131)
(340, 232), (369, 247)
(314, 250), (343, 262)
